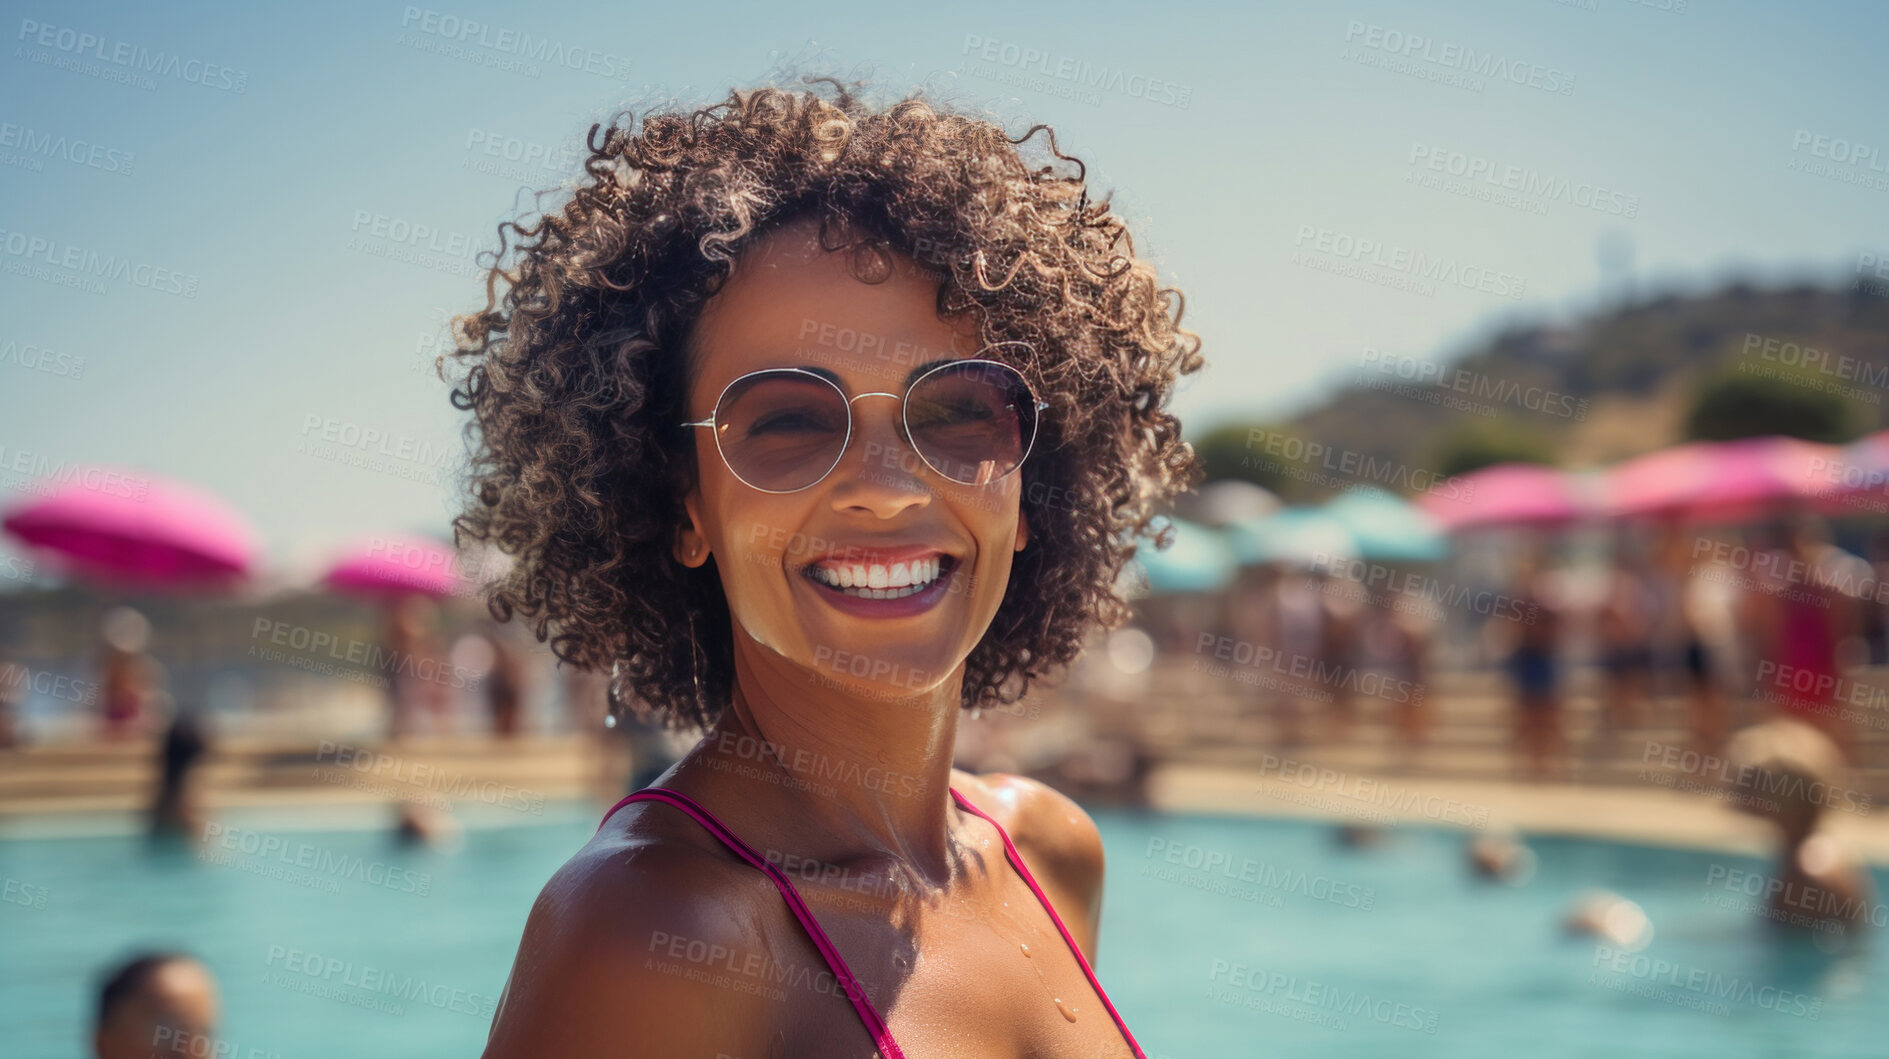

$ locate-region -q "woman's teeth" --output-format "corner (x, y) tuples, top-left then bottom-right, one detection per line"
(808, 557), (945, 599)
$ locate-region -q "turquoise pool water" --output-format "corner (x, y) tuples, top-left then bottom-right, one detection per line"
(2, 805), (1883, 1057)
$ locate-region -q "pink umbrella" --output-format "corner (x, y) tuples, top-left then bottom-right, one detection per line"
(323, 533), (468, 599)
(1604, 436), (1842, 522)
(1417, 462), (1586, 530)
(2, 467), (260, 584)
(1818, 430), (1889, 517)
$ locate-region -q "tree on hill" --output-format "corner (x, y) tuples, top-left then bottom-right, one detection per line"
(1430, 419), (1555, 478)
(1190, 422), (1292, 492)
(1683, 365), (1865, 443)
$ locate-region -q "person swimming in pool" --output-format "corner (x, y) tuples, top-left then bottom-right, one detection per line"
(452, 81), (1202, 1057)
(91, 951), (220, 1059)
(1725, 719), (1878, 943)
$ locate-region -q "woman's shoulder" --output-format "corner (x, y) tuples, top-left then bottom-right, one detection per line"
(480, 798), (792, 1057)
(950, 769), (1107, 915)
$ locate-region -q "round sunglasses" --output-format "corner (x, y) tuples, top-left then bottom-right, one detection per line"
(681, 350), (1048, 494)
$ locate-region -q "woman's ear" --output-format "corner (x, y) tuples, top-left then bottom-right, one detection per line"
(674, 491), (711, 568)
(1014, 509), (1029, 552)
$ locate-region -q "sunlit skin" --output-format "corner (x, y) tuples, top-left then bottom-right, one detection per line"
(481, 217), (1132, 1058)
(93, 958), (219, 1059)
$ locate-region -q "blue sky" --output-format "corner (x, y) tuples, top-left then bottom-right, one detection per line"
(2, 0), (1885, 567)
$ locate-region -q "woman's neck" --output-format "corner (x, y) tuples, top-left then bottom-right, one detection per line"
(698, 634), (968, 889)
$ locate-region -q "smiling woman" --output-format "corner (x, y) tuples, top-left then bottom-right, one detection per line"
(443, 78), (1201, 1058)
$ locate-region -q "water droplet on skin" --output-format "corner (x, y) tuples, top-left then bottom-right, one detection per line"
(1054, 997), (1078, 1022)
(1019, 942), (1031, 958)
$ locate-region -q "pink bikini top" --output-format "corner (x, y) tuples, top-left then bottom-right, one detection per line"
(597, 784), (1147, 1059)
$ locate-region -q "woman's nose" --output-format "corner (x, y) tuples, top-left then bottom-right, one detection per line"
(828, 394), (930, 516)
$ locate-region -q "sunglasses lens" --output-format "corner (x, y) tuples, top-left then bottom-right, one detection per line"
(906, 362), (1037, 485)
(713, 372), (850, 491)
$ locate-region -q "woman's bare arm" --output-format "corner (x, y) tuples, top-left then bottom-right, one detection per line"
(482, 840), (786, 1059)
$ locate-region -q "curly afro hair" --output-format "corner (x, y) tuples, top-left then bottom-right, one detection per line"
(443, 78), (1203, 731)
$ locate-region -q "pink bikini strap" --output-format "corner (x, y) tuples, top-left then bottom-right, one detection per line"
(597, 787), (907, 1059)
(947, 787), (1148, 1059)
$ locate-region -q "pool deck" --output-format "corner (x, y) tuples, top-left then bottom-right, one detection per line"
(1150, 761), (1889, 864)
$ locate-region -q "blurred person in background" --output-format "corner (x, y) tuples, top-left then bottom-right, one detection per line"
(1357, 585), (1431, 766)
(1223, 563), (1277, 735)
(466, 619), (529, 737)
(91, 951), (220, 1059)
(0, 645), (23, 747)
(98, 606), (156, 740)
(1678, 527), (1738, 755)
(1594, 528), (1655, 752)
(1861, 526), (1889, 665)
(384, 594), (450, 739)
(1270, 563), (1333, 745)
(1726, 718), (1877, 943)
(1499, 543), (1565, 781)
(1748, 513), (1866, 757)
(147, 699), (210, 840)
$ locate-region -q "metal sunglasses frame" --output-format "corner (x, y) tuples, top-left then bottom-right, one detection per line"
(680, 352), (1050, 494)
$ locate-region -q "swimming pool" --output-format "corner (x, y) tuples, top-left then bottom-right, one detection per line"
(2, 804), (1882, 1057)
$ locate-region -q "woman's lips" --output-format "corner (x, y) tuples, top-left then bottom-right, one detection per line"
(800, 554), (959, 618)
